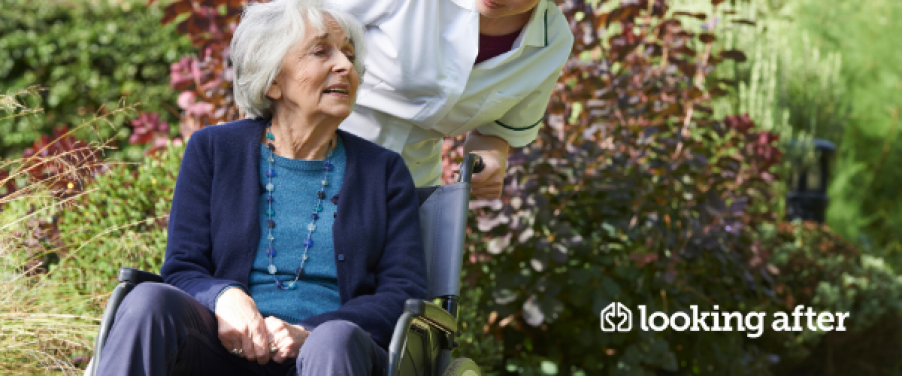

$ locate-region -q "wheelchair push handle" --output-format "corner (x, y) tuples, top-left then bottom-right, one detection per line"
(457, 153), (485, 183)
(118, 268), (163, 285)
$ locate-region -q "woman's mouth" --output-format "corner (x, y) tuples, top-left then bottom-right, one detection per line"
(323, 86), (350, 98)
(483, 0), (503, 9)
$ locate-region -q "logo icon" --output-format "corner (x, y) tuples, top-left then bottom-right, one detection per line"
(600, 302), (632, 332)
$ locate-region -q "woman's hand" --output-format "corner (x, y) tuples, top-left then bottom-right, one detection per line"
(264, 317), (310, 363)
(462, 130), (510, 200)
(214, 287), (272, 364)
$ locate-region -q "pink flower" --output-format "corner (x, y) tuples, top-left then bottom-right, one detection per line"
(170, 57), (198, 90)
(177, 91), (214, 117)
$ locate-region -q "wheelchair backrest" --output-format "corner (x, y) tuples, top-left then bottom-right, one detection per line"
(416, 183), (470, 299)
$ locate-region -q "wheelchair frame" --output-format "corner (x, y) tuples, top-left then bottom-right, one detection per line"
(83, 154), (485, 376)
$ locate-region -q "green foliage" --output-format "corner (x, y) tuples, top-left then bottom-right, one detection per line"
(684, 0), (852, 142)
(455, 267), (505, 370)
(796, 0), (902, 268)
(674, 0), (851, 222)
(687, 0), (902, 267)
(50, 142), (183, 312)
(757, 222), (902, 376)
(0, 0), (193, 160)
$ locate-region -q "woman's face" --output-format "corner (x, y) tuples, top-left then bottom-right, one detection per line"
(267, 16), (358, 122)
(475, 0), (542, 19)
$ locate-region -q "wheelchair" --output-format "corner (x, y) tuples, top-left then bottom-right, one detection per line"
(83, 153), (487, 376)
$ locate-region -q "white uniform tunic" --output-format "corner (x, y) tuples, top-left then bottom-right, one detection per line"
(334, 0), (574, 186)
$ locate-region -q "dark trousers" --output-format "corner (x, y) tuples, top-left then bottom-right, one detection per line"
(95, 283), (387, 376)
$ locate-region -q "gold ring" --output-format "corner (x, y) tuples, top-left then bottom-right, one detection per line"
(270, 345), (278, 354)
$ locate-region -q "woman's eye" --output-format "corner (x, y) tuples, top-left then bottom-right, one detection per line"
(313, 48), (328, 57)
(345, 53), (356, 62)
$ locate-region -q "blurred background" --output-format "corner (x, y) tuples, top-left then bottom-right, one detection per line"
(2, 0), (901, 375)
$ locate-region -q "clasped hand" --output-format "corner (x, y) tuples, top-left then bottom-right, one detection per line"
(215, 288), (310, 364)
(462, 130), (510, 200)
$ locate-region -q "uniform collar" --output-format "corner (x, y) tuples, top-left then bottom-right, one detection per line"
(522, 0), (550, 48)
(452, 0), (550, 48)
(473, 0), (551, 69)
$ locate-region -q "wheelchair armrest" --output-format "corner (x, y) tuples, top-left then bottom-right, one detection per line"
(84, 269), (163, 375)
(117, 268), (163, 284)
(404, 299), (457, 334)
(387, 300), (459, 376)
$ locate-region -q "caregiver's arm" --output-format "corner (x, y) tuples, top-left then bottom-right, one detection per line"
(470, 8), (574, 199)
(465, 70), (561, 201)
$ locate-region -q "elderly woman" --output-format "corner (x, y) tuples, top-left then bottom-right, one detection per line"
(93, 1), (426, 375)
(333, 0), (574, 199)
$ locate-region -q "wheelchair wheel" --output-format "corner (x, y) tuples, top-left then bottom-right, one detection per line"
(442, 357), (481, 376)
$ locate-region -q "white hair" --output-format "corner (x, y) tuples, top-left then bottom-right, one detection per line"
(230, 0), (367, 119)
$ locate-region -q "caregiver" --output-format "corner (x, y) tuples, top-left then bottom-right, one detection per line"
(334, 0), (574, 199)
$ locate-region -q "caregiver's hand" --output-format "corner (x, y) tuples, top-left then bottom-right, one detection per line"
(215, 287), (272, 364)
(264, 317), (310, 363)
(462, 130), (510, 200)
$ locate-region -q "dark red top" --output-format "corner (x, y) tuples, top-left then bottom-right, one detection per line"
(475, 29), (523, 64)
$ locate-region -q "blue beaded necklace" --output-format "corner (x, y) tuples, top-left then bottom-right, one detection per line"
(263, 122), (335, 290)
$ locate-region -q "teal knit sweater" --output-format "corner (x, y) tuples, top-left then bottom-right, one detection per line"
(248, 138), (346, 324)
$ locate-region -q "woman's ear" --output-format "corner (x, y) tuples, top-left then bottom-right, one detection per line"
(266, 80), (282, 101)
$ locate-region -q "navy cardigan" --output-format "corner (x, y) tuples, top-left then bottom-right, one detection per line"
(159, 118), (427, 349)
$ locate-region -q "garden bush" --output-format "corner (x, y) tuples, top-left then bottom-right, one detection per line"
(51, 142), (182, 313)
(683, 0), (902, 269)
(0, 144), (183, 372)
(445, 1), (902, 375)
(0, 88), (183, 372)
(0, 0), (193, 160)
(757, 222), (902, 376)
(448, 0), (781, 370)
(148, 0), (245, 138)
(803, 0), (902, 271)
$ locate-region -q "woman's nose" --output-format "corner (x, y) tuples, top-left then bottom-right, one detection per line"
(333, 55), (353, 74)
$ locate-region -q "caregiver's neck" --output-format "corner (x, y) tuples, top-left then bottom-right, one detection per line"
(479, 8), (534, 36)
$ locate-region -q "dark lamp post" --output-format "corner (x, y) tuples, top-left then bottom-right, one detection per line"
(785, 139), (836, 223)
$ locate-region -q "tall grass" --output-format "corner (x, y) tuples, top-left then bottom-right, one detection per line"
(0, 88), (138, 374)
(0, 255), (99, 375)
(1, 168), (99, 374)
